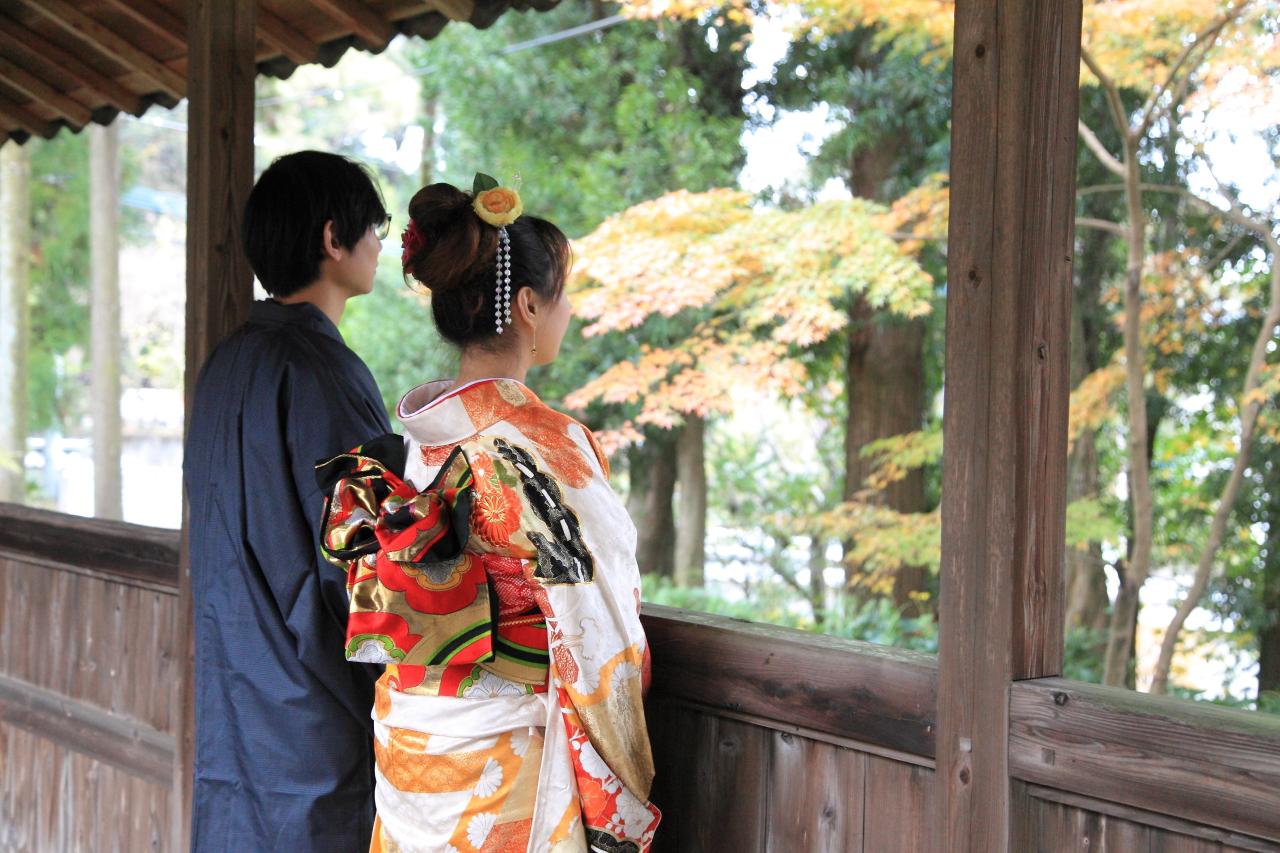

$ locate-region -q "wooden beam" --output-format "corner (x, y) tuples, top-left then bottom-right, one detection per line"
(937, 0), (1083, 850)
(425, 0), (475, 23)
(1010, 679), (1280, 844)
(257, 5), (320, 65)
(0, 55), (92, 127)
(99, 0), (188, 51)
(0, 91), (46, 137)
(21, 0), (186, 99)
(641, 605), (938, 760)
(310, 0), (396, 49)
(0, 13), (143, 114)
(178, 2), (256, 849)
(0, 672), (175, 786)
(0, 502), (179, 593)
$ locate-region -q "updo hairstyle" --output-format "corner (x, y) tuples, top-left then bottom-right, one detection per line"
(402, 183), (571, 348)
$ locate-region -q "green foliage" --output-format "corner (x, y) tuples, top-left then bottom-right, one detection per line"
(27, 134), (90, 434)
(1065, 498), (1126, 552)
(413, 1), (749, 238)
(642, 575), (937, 651)
(339, 257), (454, 419)
(757, 24), (951, 202)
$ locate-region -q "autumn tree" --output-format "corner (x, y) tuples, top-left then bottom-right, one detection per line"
(756, 22), (951, 613)
(566, 188), (934, 603)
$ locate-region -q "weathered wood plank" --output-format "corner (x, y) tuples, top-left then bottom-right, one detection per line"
(1026, 780), (1276, 851)
(0, 672), (174, 785)
(765, 730), (864, 853)
(1010, 679), (1280, 843)
(0, 502), (180, 592)
(938, 0), (1083, 848)
(692, 715), (769, 852)
(641, 605), (937, 758)
(0, 557), (176, 733)
(0, 722), (172, 853)
(647, 698), (701, 853)
(863, 755), (936, 852)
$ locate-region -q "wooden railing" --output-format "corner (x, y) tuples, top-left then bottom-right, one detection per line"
(0, 503), (180, 852)
(3, 503), (1279, 852)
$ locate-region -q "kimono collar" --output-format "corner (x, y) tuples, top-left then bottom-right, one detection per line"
(251, 299), (344, 343)
(398, 378), (542, 447)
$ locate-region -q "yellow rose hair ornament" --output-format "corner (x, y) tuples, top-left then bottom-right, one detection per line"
(471, 173), (523, 334)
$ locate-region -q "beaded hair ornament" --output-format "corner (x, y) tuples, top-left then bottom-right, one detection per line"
(399, 173), (524, 335)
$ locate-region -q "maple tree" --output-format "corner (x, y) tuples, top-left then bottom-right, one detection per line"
(565, 188), (933, 440)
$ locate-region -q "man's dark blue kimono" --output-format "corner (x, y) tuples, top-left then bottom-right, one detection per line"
(184, 300), (391, 852)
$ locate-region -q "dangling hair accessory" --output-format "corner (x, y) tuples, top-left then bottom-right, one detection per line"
(471, 173), (523, 335)
(495, 227), (513, 333)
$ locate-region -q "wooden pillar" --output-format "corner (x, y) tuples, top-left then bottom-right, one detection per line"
(0, 141), (30, 503)
(175, 1), (255, 850)
(90, 122), (122, 520)
(937, 0), (1082, 850)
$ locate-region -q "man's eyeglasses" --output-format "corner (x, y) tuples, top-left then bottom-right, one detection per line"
(374, 214), (392, 241)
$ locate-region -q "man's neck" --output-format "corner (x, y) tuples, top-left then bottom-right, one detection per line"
(276, 280), (347, 327)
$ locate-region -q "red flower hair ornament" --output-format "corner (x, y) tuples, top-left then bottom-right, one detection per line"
(400, 220), (426, 268)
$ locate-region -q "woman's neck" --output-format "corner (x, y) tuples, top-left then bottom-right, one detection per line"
(454, 342), (533, 388)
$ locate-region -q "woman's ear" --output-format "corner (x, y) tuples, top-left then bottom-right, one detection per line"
(321, 220), (343, 261)
(515, 285), (539, 327)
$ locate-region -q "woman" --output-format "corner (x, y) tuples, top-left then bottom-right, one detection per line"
(317, 175), (660, 853)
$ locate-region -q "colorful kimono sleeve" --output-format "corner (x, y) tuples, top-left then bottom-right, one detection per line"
(464, 434), (661, 851)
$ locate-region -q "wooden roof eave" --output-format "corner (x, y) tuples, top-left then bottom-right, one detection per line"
(0, 0), (564, 146)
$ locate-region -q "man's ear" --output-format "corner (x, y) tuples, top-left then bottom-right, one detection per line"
(320, 220), (344, 261)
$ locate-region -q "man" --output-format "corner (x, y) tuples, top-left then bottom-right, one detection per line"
(183, 151), (393, 851)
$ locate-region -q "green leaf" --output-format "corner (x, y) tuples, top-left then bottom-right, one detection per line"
(472, 172), (499, 194)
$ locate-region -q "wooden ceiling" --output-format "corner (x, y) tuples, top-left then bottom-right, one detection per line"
(0, 0), (560, 145)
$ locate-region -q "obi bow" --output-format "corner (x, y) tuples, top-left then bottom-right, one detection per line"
(316, 435), (497, 668)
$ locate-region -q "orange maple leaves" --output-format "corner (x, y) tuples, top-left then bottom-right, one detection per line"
(566, 188), (933, 447)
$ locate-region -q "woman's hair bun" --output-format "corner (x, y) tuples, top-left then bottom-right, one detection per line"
(403, 183), (497, 293)
(400, 180), (572, 349)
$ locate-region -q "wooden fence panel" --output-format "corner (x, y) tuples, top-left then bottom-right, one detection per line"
(862, 755), (937, 853)
(0, 556), (178, 734)
(1, 723), (171, 853)
(765, 730), (865, 853)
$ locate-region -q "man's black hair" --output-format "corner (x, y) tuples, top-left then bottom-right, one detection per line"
(241, 151), (387, 298)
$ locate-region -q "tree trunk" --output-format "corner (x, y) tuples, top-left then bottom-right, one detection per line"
(625, 442), (648, 530)
(844, 302), (928, 612)
(1103, 132), (1154, 688)
(808, 535), (827, 627)
(633, 431), (677, 577)
(1261, 497), (1280, 698)
(843, 149), (929, 614)
(0, 141), (30, 503)
(674, 415), (706, 587)
(419, 89), (438, 187)
(1064, 290), (1108, 635)
(90, 123), (122, 520)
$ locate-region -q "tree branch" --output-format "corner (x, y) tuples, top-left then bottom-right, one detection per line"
(1081, 46), (1132, 142)
(1076, 216), (1127, 236)
(1136, 6), (1244, 140)
(1078, 119), (1126, 177)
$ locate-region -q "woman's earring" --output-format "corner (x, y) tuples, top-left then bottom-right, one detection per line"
(531, 344), (538, 358)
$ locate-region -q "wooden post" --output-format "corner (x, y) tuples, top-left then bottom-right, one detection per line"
(937, 0), (1083, 850)
(0, 141), (30, 503)
(175, 1), (255, 850)
(90, 122), (122, 520)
